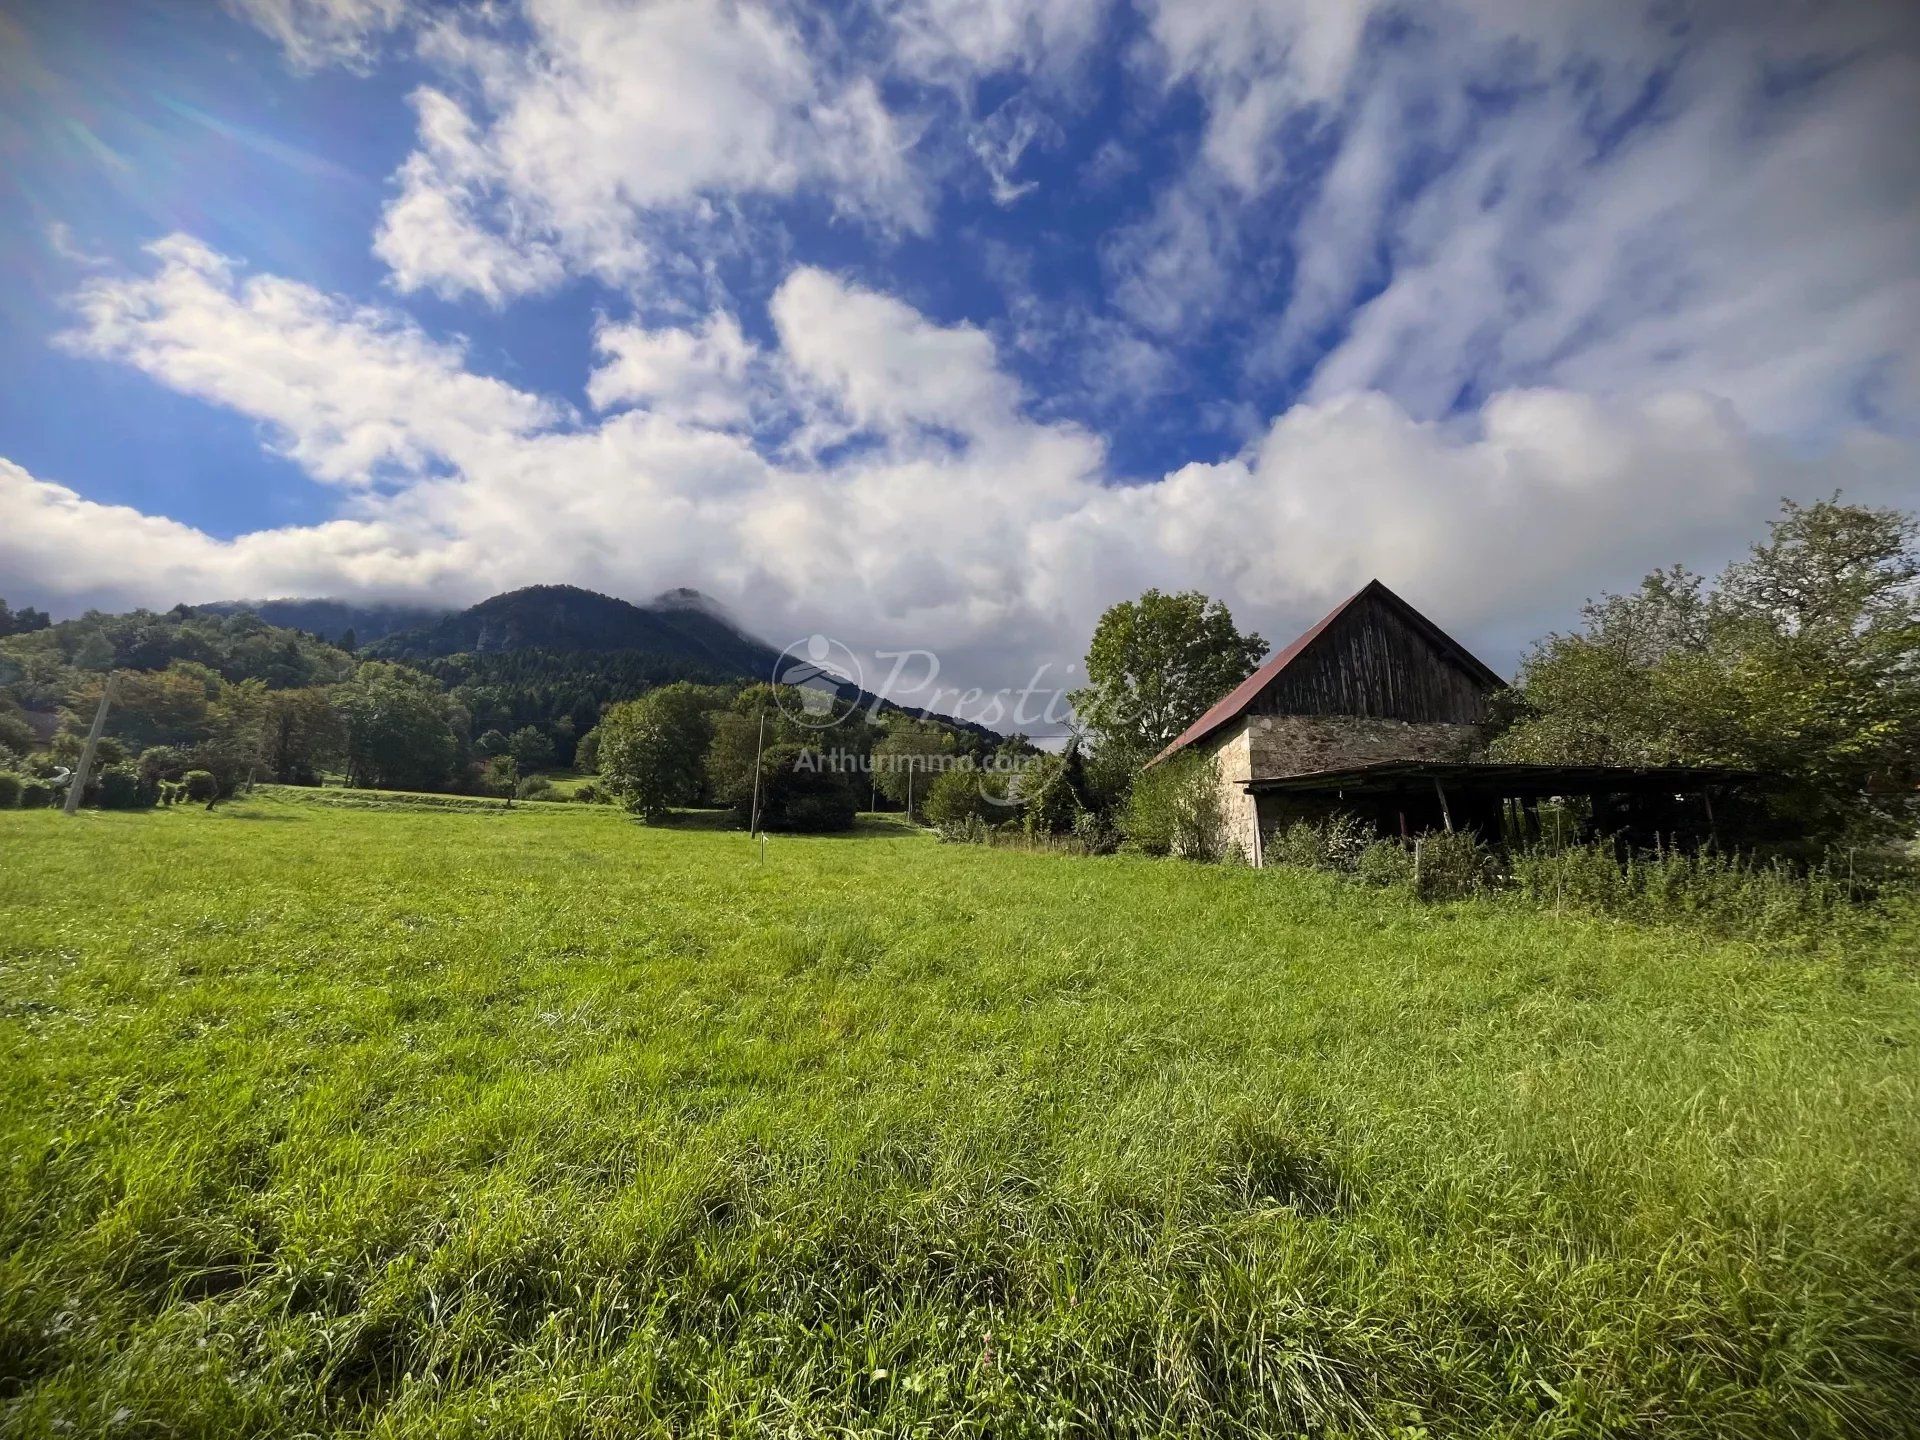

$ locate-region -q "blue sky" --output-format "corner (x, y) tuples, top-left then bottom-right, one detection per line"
(2, 0), (1916, 694)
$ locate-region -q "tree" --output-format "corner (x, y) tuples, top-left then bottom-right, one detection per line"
(335, 662), (462, 792)
(1020, 741), (1093, 836)
(923, 764), (1009, 827)
(872, 718), (957, 813)
(476, 728), (511, 758)
(598, 683), (716, 821)
(264, 687), (346, 783)
(481, 754), (519, 797)
(507, 725), (555, 770)
(1496, 497), (1920, 846)
(71, 664), (216, 753)
(1069, 590), (1266, 769)
(753, 743), (857, 831)
(0, 599), (50, 638)
(574, 725), (600, 774)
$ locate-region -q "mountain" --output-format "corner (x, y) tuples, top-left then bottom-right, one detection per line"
(365, 585), (781, 675)
(194, 597), (449, 646)
(202, 584), (1008, 742)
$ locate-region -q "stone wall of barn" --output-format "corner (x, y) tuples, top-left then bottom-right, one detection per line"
(1191, 715), (1491, 865)
(1199, 724), (1260, 862)
(1245, 714), (1485, 778)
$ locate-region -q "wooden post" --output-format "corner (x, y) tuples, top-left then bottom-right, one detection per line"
(1432, 777), (1453, 834)
(747, 707), (768, 836)
(63, 673), (115, 816)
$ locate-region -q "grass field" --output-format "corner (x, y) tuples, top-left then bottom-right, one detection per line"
(2, 794), (1916, 1437)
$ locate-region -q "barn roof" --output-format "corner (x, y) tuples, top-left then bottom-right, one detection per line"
(1144, 580), (1506, 769)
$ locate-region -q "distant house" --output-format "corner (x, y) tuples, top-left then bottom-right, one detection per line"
(1148, 580), (1748, 863)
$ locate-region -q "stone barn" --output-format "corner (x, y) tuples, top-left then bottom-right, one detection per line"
(1146, 580), (1750, 864)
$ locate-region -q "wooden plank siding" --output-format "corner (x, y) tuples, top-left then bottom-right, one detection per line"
(1247, 591), (1492, 725)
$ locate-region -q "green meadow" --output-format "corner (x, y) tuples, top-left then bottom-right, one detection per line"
(1, 792), (1916, 1437)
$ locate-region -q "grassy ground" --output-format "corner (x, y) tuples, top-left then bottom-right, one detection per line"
(1, 795), (1916, 1437)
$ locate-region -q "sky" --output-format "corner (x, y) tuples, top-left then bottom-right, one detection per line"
(1, 0), (1916, 707)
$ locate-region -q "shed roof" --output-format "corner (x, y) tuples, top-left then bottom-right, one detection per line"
(1144, 580), (1506, 769)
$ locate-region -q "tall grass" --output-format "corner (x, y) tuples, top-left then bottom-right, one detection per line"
(1, 795), (1916, 1436)
(1264, 813), (1914, 949)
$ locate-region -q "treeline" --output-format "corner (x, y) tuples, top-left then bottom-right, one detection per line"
(592, 682), (1029, 830)
(410, 650), (747, 768)
(0, 604), (999, 812)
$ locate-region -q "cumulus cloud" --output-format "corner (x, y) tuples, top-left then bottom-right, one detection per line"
(588, 311), (763, 428)
(59, 237), (561, 487)
(372, 0), (927, 301)
(12, 242), (1915, 707)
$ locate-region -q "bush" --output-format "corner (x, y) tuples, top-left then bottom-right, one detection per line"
(0, 772), (21, 808)
(18, 778), (54, 809)
(1412, 830), (1496, 902)
(1354, 839), (1416, 889)
(573, 782), (603, 804)
(94, 764), (150, 810)
(933, 813), (991, 845)
(923, 765), (1010, 827)
(754, 745), (857, 832)
(1266, 813), (1373, 874)
(1122, 752), (1226, 860)
(182, 769), (219, 803)
(1071, 807), (1121, 856)
(515, 775), (556, 801)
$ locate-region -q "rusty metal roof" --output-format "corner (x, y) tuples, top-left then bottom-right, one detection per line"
(1143, 580), (1506, 769)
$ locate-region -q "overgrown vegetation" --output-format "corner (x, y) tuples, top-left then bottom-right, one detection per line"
(2, 795), (1915, 1436)
(1494, 498), (1920, 848)
(1259, 812), (1913, 948)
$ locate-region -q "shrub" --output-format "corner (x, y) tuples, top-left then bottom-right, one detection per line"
(753, 744), (857, 832)
(1355, 839), (1416, 889)
(515, 775), (556, 801)
(1122, 752), (1225, 860)
(94, 764), (149, 810)
(18, 778), (54, 809)
(0, 772), (21, 808)
(923, 765), (1009, 827)
(933, 813), (991, 845)
(1266, 813), (1373, 874)
(1412, 830), (1496, 902)
(182, 769), (219, 803)
(1071, 807), (1121, 856)
(573, 782), (603, 804)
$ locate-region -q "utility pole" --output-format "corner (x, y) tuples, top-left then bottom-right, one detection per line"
(747, 705), (768, 837)
(63, 672), (115, 817)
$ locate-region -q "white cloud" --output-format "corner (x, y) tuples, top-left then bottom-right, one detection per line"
(770, 267), (1031, 449)
(588, 312), (763, 428)
(373, 89), (568, 306)
(14, 243), (1917, 706)
(59, 236), (561, 487)
(885, 0), (1109, 86)
(222, 0), (410, 72)
(374, 0), (927, 301)
(1122, 0), (1920, 442)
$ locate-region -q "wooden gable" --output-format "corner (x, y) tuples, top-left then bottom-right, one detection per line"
(1246, 583), (1499, 725)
